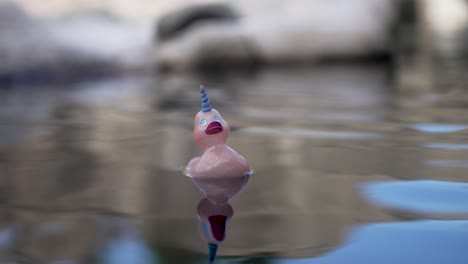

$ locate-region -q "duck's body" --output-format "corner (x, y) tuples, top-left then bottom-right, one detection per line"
(185, 85), (251, 179)
(186, 144), (250, 179)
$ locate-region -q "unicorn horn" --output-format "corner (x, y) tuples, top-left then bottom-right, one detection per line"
(208, 243), (218, 264)
(200, 85), (212, 112)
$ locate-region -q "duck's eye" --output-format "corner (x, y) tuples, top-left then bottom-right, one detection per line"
(199, 119), (207, 126)
(213, 116), (220, 121)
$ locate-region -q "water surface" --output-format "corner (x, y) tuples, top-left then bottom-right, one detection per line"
(1, 62), (468, 263)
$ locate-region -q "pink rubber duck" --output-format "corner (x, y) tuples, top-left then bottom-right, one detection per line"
(185, 85), (252, 180)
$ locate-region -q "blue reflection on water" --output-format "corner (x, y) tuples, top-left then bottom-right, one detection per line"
(408, 124), (468, 133)
(98, 219), (158, 264)
(100, 237), (157, 264)
(271, 220), (468, 264)
(0, 227), (14, 248)
(424, 143), (468, 150)
(361, 180), (468, 215)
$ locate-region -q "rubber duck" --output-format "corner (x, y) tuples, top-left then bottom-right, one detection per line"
(185, 85), (251, 179)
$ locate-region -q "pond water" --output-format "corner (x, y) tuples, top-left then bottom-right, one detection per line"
(1, 60), (468, 263)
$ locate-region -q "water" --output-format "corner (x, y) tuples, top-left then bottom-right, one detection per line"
(1, 60), (468, 263)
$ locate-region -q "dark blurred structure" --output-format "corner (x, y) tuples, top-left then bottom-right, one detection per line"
(1, 0), (467, 83)
(155, 0), (399, 71)
(156, 3), (239, 42)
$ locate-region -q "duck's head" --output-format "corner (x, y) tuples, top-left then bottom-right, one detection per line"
(193, 85), (230, 148)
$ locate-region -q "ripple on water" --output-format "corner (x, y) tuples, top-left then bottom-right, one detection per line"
(425, 160), (468, 169)
(270, 220), (468, 264)
(424, 143), (468, 150)
(360, 180), (468, 216)
(408, 123), (468, 133)
(240, 126), (382, 140)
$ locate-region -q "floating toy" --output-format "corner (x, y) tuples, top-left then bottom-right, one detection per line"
(185, 86), (253, 263)
(185, 85), (252, 179)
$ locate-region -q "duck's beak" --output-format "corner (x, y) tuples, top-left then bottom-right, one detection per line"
(205, 121), (223, 135)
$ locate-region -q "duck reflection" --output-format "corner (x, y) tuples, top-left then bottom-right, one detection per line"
(197, 198), (232, 264)
(191, 174), (250, 204)
(191, 174), (250, 263)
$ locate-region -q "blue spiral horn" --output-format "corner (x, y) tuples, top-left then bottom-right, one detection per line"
(208, 243), (218, 264)
(200, 85), (212, 112)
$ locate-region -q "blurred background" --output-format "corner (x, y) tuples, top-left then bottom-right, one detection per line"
(1, 0), (468, 263)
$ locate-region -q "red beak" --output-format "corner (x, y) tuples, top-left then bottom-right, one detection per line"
(205, 121), (223, 135)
